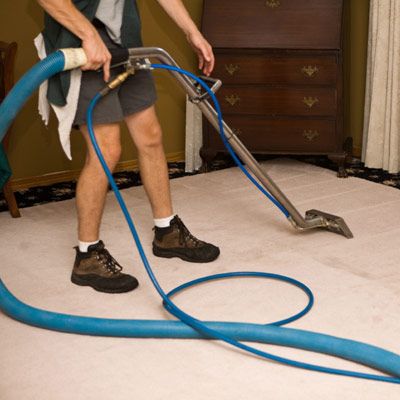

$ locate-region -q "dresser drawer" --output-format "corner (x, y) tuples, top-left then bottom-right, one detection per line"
(214, 54), (337, 86)
(200, 0), (346, 172)
(202, 0), (343, 49)
(206, 117), (337, 153)
(219, 86), (337, 117)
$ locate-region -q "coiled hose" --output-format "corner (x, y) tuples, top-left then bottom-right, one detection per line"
(0, 50), (400, 385)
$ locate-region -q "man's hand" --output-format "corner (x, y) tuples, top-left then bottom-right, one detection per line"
(186, 31), (214, 77)
(37, 0), (111, 81)
(155, 0), (215, 76)
(81, 30), (111, 82)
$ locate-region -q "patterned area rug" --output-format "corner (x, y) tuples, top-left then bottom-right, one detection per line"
(302, 156), (400, 188)
(1, 156), (400, 213)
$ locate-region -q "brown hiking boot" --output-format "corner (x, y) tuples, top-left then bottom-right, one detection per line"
(71, 241), (139, 293)
(152, 215), (220, 263)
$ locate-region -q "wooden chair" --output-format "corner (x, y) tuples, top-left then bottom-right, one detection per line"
(0, 41), (20, 218)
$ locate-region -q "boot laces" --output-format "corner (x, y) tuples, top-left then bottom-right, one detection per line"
(95, 249), (123, 274)
(174, 217), (201, 247)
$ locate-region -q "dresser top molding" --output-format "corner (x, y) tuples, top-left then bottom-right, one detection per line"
(201, 0), (343, 50)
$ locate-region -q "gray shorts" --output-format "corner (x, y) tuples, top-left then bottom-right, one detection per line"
(73, 26), (157, 127)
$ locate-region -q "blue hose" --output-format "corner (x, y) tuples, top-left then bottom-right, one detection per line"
(0, 51), (400, 385)
(0, 51), (65, 142)
(1, 276), (400, 384)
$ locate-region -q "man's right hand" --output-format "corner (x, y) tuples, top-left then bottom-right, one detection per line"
(81, 30), (111, 82)
(37, 0), (111, 82)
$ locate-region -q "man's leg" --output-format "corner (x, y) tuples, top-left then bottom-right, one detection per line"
(72, 123), (139, 293)
(124, 106), (220, 263)
(76, 123), (122, 241)
(124, 106), (173, 219)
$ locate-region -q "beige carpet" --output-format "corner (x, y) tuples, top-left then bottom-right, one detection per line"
(0, 158), (399, 399)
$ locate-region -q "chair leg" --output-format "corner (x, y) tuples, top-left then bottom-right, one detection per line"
(2, 180), (20, 218)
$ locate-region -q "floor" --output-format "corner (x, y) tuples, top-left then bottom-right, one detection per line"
(0, 158), (399, 399)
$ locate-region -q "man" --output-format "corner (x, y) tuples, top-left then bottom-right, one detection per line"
(36, 0), (220, 294)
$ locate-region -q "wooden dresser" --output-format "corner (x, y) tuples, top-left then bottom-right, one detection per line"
(200, 0), (348, 176)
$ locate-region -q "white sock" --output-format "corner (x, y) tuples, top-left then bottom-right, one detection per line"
(154, 215), (174, 228)
(79, 240), (100, 253)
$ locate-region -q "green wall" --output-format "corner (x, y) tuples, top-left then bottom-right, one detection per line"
(0, 0), (369, 182)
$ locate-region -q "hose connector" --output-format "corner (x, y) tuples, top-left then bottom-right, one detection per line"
(99, 67), (135, 97)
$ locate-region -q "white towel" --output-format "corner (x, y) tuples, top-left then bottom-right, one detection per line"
(34, 33), (82, 160)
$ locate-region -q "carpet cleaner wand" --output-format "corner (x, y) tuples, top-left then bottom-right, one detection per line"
(115, 47), (353, 239)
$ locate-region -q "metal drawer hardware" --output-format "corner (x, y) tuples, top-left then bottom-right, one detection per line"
(302, 97), (319, 108)
(225, 63), (240, 76)
(303, 130), (320, 141)
(301, 65), (319, 78)
(265, 0), (281, 8)
(225, 94), (241, 106)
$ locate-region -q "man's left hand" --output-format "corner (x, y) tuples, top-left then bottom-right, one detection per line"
(186, 31), (215, 76)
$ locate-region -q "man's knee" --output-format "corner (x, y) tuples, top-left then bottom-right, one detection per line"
(104, 144), (122, 167)
(82, 123), (122, 169)
(87, 141), (121, 169)
(138, 122), (163, 150)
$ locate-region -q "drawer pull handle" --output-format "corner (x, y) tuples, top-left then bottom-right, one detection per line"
(225, 64), (240, 76)
(303, 130), (320, 142)
(302, 65), (319, 78)
(303, 97), (319, 108)
(225, 94), (241, 106)
(265, 0), (281, 8)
